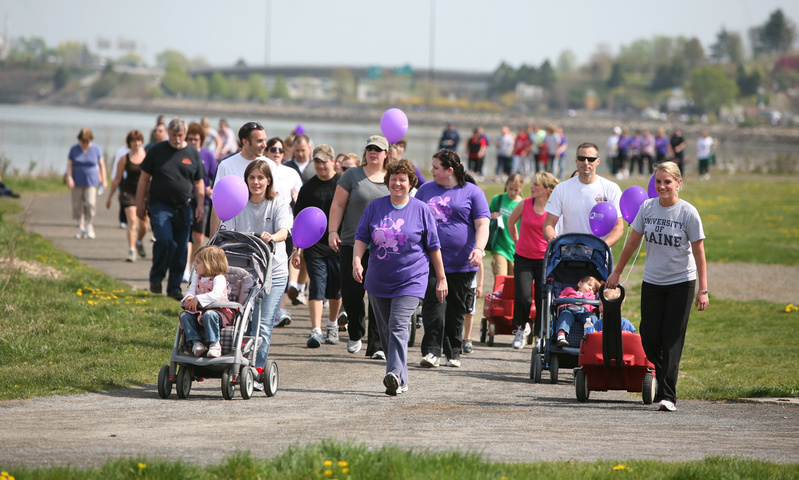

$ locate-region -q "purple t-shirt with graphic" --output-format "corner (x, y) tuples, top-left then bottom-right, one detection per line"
(355, 196), (440, 299)
(415, 181), (490, 273)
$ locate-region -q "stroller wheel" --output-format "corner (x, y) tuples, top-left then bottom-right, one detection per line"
(240, 366), (254, 400)
(176, 365), (192, 399)
(157, 365), (172, 399)
(531, 347), (542, 383)
(549, 354), (560, 384)
(575, 369), (590, 402)
(264, 360), (279, 397)
(642, 372), (656, 405)
(221, 367), (236, 400)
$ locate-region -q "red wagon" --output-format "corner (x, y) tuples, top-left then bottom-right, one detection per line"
(480, 275), (535, 347)
(574, 285), (656, 404)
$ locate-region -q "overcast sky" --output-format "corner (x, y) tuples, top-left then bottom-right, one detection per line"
(2, 0), (798, 72)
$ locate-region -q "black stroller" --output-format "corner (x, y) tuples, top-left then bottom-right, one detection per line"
(530, 233), (613, 384)
(157, 230), (279, 400)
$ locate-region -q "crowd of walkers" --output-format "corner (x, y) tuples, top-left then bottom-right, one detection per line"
(66, 117), (708, 408)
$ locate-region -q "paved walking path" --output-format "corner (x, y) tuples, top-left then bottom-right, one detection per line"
(3, 192), (797, 469)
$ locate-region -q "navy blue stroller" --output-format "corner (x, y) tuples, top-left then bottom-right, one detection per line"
(530, 233), (613, 384)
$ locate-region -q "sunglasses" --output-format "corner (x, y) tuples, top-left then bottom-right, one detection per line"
(577, 156), (598, 163)
(366, 145), (385, 152)
(341, 166), (349, 172)
(269, 147), (284, 154)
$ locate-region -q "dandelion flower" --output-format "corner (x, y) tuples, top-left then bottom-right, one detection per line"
(324, 469), (333, 476)
(338, 461), (348, 467)
(324, 460), (333, 467)
(612, 464), (629, 470)
(138, 462), (147, 469)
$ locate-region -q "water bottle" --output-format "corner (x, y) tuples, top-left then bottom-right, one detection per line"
(584, 318), (594, 335)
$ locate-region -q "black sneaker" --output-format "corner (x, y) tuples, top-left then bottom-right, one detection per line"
(149, 282), (162, 294)
(167, 290), (183, 301)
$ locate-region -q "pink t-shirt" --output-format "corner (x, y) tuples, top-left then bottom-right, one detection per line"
(515, 198), (548, 259)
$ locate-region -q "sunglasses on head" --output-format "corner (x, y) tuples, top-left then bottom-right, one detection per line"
(366, 145), (384, 152)
(269, 147), (284, 154)
(577, 156), (598, 163)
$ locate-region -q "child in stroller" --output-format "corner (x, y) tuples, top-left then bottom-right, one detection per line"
(179, 245), (235, 358)
(594, 287), (636, 333)
(554, 275), (600, 346)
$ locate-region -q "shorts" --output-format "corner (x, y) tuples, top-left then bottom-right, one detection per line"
(118, 190), (137, 208)
(465, 273), (477, 315)
(190, 199), (209, 235)
(305, 256), (341, 301)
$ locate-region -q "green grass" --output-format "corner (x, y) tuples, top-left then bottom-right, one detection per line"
(3, 442), (799, 479)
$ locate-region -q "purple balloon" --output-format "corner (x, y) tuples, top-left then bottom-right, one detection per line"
(589, 202), (617, 238)
(647, 174), (658, 199)
(212, 175), (249, 222)
(620, 185), (648, 223)
(293, 207), (327, 249)
(295, 124), (305, 135)
(380, 108), (409, 144)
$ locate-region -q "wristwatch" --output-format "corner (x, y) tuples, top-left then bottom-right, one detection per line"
(698, 290), (708, 294)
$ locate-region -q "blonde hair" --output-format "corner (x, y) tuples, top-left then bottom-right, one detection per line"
(579, 275), (601, 293)
(534, 171), (559, 195)
(194, 245), (229, 277)
(77, 127), (94, 142)
(655, 161), (682, 183)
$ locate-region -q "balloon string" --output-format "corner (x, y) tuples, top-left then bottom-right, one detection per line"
(621, 224), (643, 286)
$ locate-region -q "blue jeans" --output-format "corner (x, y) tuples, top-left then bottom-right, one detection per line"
(180, 310), (223, 345)
(555, 307), (597, 335)
(249, 276), (287, 370)
(149, 202), (192, 294)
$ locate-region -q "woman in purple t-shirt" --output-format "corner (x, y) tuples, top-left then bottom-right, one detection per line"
(67, 127), (107, 240)
(415, 149), (490, 368)
(354, 159), (447, 396)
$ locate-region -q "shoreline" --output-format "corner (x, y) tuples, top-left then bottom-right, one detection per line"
(28, 97), (799, 145)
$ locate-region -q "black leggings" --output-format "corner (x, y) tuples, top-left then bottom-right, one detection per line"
(640, 280), (695, 404)
(338, 245), (381, 356)
(513, 254), (544, 337)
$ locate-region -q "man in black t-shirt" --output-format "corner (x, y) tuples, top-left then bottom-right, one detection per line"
(136, 118), (206, 300)
(292, 144), (343, 348)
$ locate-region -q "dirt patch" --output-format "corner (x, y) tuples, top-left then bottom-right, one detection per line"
(708, 262), (799, 305)
(0, 257), (64, 280)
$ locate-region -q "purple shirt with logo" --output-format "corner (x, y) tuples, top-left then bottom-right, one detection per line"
(355, 196), (440, 299)
(415, 181), (490, 273)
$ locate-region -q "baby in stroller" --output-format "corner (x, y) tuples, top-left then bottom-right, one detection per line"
(179, 245), (235, 358)
(554, 275), (600, 346)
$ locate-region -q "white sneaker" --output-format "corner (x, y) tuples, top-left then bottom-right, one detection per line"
(207, 343), (222, 358)
(86, 225), (95, 239)
(253, 381), (264, 391)
(371, 350), (385, 360)
(446, 357), (461, 368)
(383, 372), (399, 396)
(657, 399), (677, 412)
(398, 384), (409, 394)
(347, 339), (362, 354)
(74, 228), (86, 239)
(420, 353), (439, 368)
(512, 327), (526, 350)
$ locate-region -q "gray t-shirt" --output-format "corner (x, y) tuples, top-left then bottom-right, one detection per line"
(337, 166), (389, 245)
(221, 195), (293, 278)
(632, 198), (705, 286)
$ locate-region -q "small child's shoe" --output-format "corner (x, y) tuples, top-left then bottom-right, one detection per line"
(207, 343), (222, 358)
(192, 342), (208, 357)
(556, 332), (569, 347)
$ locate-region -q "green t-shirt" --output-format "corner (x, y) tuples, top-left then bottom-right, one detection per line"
(489, 193), (522, 261)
